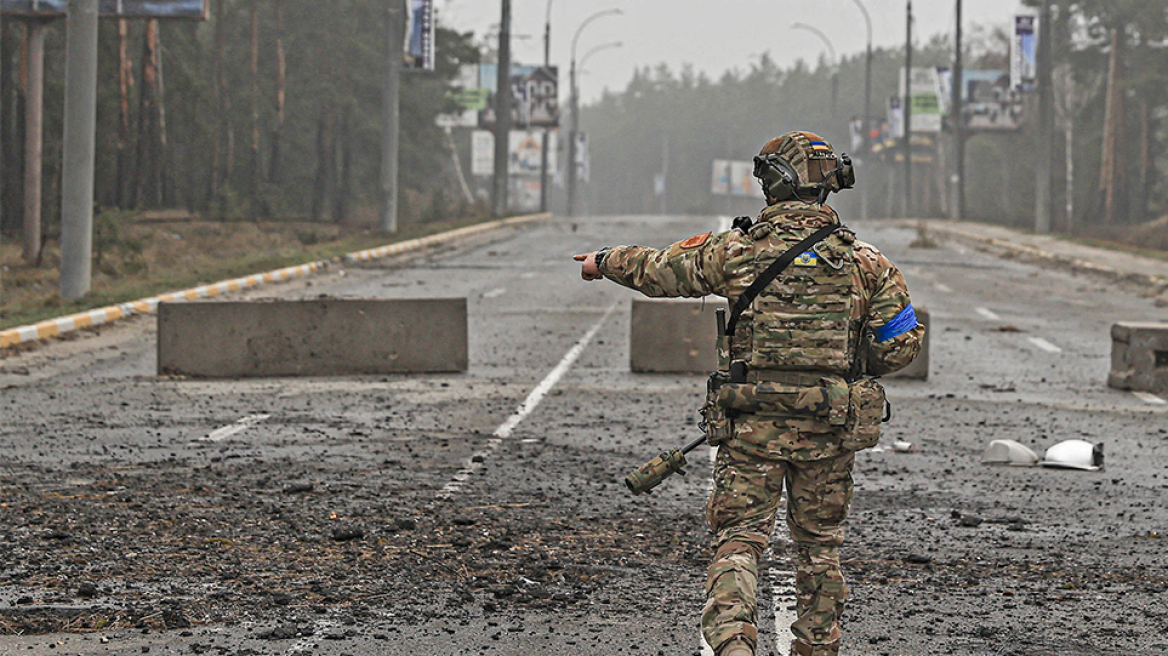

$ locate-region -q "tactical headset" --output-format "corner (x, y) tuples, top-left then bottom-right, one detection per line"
(752, 151), (856, 205)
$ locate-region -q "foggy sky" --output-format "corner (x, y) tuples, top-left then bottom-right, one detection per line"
(439, 0), (1028, 103)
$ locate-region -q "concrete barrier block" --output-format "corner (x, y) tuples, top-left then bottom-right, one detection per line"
(158, 298), (467, 377)
(887, 306), (930, 380)
(1108, 321), (1168, 393)
(630, 299), (725, 373)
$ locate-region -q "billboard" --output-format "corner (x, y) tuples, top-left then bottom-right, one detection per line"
(437, 65), (487, 128)
(478, 64), (559, 129)
(900, 67), (943, 133)
(470, 129), (558, 177)
(404, 0), (434, 71)
(962, 70), (1023, 131)
(0, 0), (208, 18)
(711, 160), (761, 198)
(1012, 15), (1038, 92)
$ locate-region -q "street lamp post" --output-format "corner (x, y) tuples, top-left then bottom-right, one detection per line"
(848, 0), (873, 155)
(568, 8), (621, 217)
(539, 0), (553, 213)
(791, 22), (838, 118)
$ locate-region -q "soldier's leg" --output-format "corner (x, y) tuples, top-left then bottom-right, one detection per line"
(703, 443), (786, 655)
(784, 452), (855, 656)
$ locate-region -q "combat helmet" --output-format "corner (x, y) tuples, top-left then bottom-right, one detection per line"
(753, 131), (855, 205)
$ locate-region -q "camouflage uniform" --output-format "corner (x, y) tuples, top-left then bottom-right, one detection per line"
(598, 200), (923, 656)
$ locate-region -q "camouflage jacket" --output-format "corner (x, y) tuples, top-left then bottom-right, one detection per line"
(598, 201), (924, 460)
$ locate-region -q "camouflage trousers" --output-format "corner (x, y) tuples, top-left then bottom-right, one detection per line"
(702, 442), (855, 656)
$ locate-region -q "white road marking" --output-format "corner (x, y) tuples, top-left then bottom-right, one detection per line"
(933, 282), (952, 293)
(976, 307), (1000, 321)
(199, 414), (271, 442)
(482, 287), (507, 299)
(1027, 337), (1063, 353)
(718, 216), (734, 233)
(438, 300), (619, 498)
(1132, 391), (1167, 406)
(773, 564), (798, 650)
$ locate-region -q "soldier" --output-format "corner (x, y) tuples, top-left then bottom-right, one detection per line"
(575, 131), (923, 656)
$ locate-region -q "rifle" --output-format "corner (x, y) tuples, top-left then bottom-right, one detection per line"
(624, 433), (708, 496)
(624, 308), (730, 496)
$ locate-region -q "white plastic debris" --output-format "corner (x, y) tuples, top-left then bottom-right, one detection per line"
(1040, 439), (1104, 471)
(982, 439), (1039, 466)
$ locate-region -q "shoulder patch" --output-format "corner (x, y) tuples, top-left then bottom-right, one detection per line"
(679, 231), (712, 249)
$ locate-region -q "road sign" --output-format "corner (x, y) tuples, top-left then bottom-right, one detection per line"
(0, 0), (208, 18)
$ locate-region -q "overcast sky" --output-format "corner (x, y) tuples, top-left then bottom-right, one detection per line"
(437, 0), (1029, 103)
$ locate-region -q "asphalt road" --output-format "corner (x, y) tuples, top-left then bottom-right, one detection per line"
(1, 214), (1166, 656)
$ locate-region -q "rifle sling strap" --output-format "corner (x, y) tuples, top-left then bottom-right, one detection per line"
(725, 222), (840, 337)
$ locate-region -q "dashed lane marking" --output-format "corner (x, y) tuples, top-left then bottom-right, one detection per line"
(482, 287), (508, 299)
(976, 307), (1001, 321)
(933, 282), (953, 293)
(1132, 391), (1167, 406)
(199, 414), (271, 443)
(438, 300), (619, 499)
(1027, 337), (1063, 354)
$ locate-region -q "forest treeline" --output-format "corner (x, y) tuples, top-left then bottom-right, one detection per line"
(578, 0), (1168, 236)
(0, 0), (479, 239)
(2, 1), (1167, 247)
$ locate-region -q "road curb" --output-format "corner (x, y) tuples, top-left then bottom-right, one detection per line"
(911, 220), (1168, 290)
(1, 212), (552, 350)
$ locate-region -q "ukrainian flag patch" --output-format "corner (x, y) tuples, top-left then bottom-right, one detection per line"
(793, 251), (818, 267)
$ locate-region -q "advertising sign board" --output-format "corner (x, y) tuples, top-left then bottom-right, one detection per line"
(0, 0), (208, 18)
(471, 129), (558, 177)
(404, 0), (434, 71)
(478, 64), (559, 129)
(1012, 15), (1038, 92)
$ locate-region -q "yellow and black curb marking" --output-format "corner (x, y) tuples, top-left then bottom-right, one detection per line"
(1, 212), (551, 350)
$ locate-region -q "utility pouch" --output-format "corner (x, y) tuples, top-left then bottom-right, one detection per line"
(703, 371), (734, 446)
(714, 376), (849, 425)
(842, 377), (887, 451)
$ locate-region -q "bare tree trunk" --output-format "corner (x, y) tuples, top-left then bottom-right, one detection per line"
(1100, 30), (1126, 225)
(268, 0), (285, 184)
(1137, 97), (1151, 224)
(311, 111), (333, 221)
(333, 112), (350, 224)
(211, 0), (233, 205)
(249, 0), (260, 195)
(22, 21), (45, 265)
(116, 19), (133, 209)
(134, 20), (162, 208)
(156, 21), (170, 206)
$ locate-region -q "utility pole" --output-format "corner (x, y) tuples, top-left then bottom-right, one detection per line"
(539, 0), (552, 213)
(22, 19), (46, 264)
(903, 0), (912, 218)
(59, 0), (100, 299)
(951, 0), (964, 221)
(1034, 0), (1053, 233)
(492, 0), (513, 217)
(380, 0), (404, 233)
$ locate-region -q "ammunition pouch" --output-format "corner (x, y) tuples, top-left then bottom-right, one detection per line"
(713, 375), (849, 426)
(702, 372), (735, 446)
(842, 377), (887, 451)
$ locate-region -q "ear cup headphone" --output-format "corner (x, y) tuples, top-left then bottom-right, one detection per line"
(752, 154), (800, 202)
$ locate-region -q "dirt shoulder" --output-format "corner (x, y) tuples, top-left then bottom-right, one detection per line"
(0, 209), (499, 332)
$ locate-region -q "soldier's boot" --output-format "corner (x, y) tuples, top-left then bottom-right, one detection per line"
(790, 639), (840, 656)
(719, 637), (754, 656)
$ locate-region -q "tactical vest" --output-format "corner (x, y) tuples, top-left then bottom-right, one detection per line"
(737, 209), (859, 378)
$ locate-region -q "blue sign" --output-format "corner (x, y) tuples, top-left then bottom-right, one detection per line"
(0, 0), (208, 19)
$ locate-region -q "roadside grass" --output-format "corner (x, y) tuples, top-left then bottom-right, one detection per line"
(1, 210), (502, 331)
